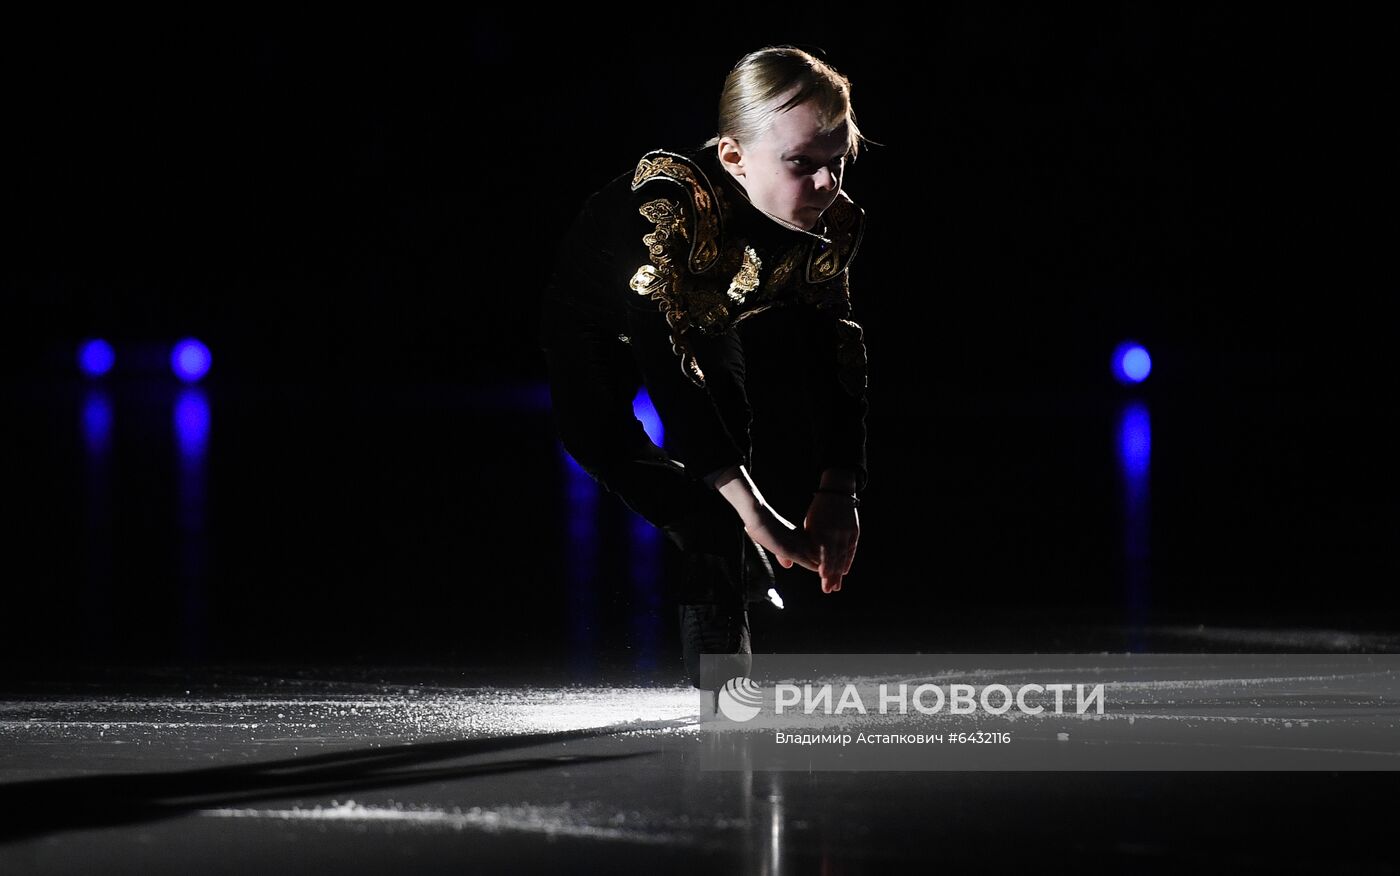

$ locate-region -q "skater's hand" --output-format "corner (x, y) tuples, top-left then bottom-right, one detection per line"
(743, 504), (821, 573)
(715, 464), (821, 572)
(805, 494), (859, 593)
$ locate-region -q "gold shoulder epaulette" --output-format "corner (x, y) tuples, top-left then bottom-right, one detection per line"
(631, 150), (723, 274)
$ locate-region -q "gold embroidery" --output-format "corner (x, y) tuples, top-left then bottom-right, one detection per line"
(806, 193), (865, 283)
(631, 153), (722, 272)
(627, 148), (868, 390)
(631, 197), (739, 336)
(628, 263), (662, 297)
(727, 246), (761, 304)
(766, 246), (803, 295)
(637, 198), (688, 274)
(631, 196), (719, 387)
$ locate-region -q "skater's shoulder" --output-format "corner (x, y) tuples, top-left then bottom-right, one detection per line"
(629, 144), (714, 190)
(580, 145), (714, 227)
(628, 145), (720, 222)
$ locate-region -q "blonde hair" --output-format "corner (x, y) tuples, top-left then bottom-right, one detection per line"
(703, 45), (871, 162)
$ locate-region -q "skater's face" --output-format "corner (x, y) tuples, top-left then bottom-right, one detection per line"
(717, 95), (849, 233)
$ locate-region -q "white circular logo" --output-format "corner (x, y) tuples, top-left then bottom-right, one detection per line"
(716, 676), (763, 722)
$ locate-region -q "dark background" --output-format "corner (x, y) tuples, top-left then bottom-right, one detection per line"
(4, 8), (1396, 672)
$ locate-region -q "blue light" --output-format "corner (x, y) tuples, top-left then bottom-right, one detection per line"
(1112, 341), (1152, 384)
(628, 512), (663, 672)
(1115, 400), (1152, 641)
(561, 442), (601, 674)
(171, 338), (212, 383)
(1116, 402), (1152, 481)
(82, 391), (114, 455)
(78, 339), (115, 377)
(633, 387), (664, 445)
(174, 389), (211, 458)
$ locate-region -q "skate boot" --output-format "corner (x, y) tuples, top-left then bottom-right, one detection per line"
(678, 601), (752, 692)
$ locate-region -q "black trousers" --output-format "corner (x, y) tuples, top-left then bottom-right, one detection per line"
(539, 294), (770, 607)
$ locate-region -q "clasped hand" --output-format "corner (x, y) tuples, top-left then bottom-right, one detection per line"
(716, 465), (859, 594)
(743, 494), (859, 594)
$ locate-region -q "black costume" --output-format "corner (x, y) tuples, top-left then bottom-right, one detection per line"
(539, 142), (869, 624)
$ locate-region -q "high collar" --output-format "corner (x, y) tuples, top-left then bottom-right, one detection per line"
(687, 145), (834, 251)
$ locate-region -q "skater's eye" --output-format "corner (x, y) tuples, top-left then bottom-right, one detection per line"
(790, 155), (845, 173)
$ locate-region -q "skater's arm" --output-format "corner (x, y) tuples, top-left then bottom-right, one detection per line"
(796, 273), (869, 592)
(617, 174), (761, 484)
(712, 464), (822, 573)
(802, 274), (869, 494)
(808, 308), (865, 593)
(625, 254), (819, 578)
(625, 305), (750, 480)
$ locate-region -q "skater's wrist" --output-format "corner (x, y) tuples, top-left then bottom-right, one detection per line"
(818, 467), (859, 492)
(707, 464), (743, 490)
(718, 485), (761, 524)
(716, 465), (767, 524)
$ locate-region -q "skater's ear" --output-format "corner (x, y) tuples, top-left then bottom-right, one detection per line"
(717, 137), (746, 180)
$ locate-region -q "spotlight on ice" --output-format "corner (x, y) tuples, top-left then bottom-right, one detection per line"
(1112, 341), (1152, 384)
(78, 338), (115, 377)
(171, 338), (212, 383)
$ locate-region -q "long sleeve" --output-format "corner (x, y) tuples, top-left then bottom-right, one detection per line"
(622, 178), (752, 484)
(801, 270), (869, 492)
(625, 306), (749, 480)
